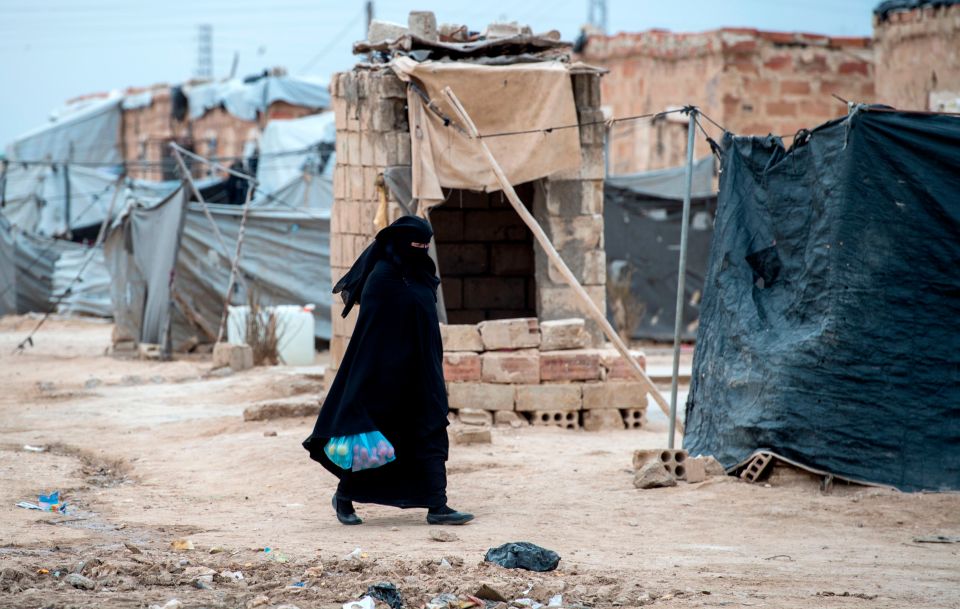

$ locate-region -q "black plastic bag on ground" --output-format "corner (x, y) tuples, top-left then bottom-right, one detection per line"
(484, 542), (560, 572)
(367, 581), (403, 609)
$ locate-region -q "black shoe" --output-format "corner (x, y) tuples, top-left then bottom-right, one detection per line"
(332, 494), (362, 525)
(427, 506), (474, 525)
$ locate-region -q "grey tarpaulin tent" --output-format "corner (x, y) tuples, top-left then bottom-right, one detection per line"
(604, 157), (717, 341)
(0, 217), (16, 315)
(685, 107), (960, 491)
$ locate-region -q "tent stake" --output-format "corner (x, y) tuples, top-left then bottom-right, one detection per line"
(668, 109), (697, 448)
(442, 86), (682, 434)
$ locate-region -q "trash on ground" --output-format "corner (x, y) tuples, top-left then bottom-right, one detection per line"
(16, 491), (67, 513)
(148, 600), (183, 609)
(512, 599), (542, 609)
(345, 547), (368, 560)
(342, 596), (376, 609)
(914, 534), (960, 543)
(484, 542), (561, 572)
(170, 538), (194, 551)
(474, 583), (508, 602)
(23, 445), (45, 452)
(64, 573), (95, 590)
(367, 581), (403, 609)
(548, 594), (563, 607)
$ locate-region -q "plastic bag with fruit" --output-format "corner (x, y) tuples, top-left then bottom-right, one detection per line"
(324, 432), (396, 471)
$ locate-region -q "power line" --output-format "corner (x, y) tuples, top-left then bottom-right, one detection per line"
(299, 8), (366, 73)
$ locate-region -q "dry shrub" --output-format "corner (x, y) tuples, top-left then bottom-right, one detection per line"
(245, 289), (284, 366)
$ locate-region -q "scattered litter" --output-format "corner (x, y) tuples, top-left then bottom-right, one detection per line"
(303, 565), (324, 578)
(548, 594), (563, 607)
(914, 535), (960, 543)
(262, 547), (288, 563)
(37, 568), (49, 575)
(209, 546), (225, 554)
(23, 445), (45, 452)
(288, 581), (306, 589)
(64, 573), (95, 590)
(343, 596), (376, 609)
(430, 529), (459, 542)
(16, 491), (67, 513)
(512, 599), (542, 609)
(170, 538), (194, 551)
(194, 580), (212, 590)
(426, 593), (459, 609)
(345, 547), (368, 560)
(84, 378), (103, 389)
(246, 594), (270, 608)
(816, 591), (878, 600)
(475, 583), (508, 602)
(484, 542), (561, 572)
(124, 542), (143, 554)
(439, 558), (453, 570)
(148, 600), (183, 609)
(218, 570), (244, 582)
(367, 581), (403, 609)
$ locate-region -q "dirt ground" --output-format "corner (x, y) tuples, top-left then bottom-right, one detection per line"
(0, 316), (958, 609)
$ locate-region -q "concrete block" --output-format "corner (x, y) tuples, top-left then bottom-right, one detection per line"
(621, 408), (647, 430)
(213, 342), (253, 371)
(530, 410), (580, 430)
(539, 318), (590, 351)
(515, 383), (581, 412)
(582, 381), (647, 410)
(546, 214), (604, 251)
(547, 249), (605, 285)
(243, 395), (322, 421)
(452, 427), (491, 445)
(447, 382), (515, 411)
(582, 409), (625, 431)
(600, 349), (648, 379)
(684, 456), (707, 483)
(494, 410), (528, 428)
(440, 324), (483, 352)
(457, 408), (492, 426)
(540, 349), (601, 381)
(481, 350), (540, 384)
(408, 10), (438, 41)
(739, 452), (774, 483)
(367, 19), (409, 43)
(478, 318), (540, 350)
(443, 351), (481, 382)
(633, 448), (688, 479)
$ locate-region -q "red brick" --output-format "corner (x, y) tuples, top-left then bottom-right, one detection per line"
(540, 349), (601, 381)
(443, 352), (481, 382)
(477, 318), (540, 350)
(781, 80), (811, 95)
(744, 78), (774, 96)
(600, 349), (648, 380)
(838, 61), (869, 76)
(763, 55), (792, 70)
(766, 101), (797, 117)
(481, 350), (540, 384)
(799, 54), (828, 73)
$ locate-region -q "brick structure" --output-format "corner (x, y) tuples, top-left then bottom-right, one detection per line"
(580, 29), (874, 174)
(328, 66), (608, 367)
(874, 2), (960, 111)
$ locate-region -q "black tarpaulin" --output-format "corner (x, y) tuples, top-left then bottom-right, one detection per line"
(685, 107), (960, 492)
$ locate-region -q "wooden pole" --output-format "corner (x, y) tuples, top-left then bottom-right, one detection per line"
(442, 87), (682, 433)
(216, 183), (255, 342)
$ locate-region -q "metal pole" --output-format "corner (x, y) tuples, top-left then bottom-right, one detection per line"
(216, 184), (255, 343)
(668, 108), (697, 448)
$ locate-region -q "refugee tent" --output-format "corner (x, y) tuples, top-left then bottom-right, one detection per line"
(685, 107), (960, 491)
(0, 216), (15, 315)
(604, 157), (716, 341)
(256, 112), (335, 195)
(6, 96), (123, 165)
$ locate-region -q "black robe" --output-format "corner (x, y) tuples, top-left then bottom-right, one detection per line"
(303, 218), (449, 508)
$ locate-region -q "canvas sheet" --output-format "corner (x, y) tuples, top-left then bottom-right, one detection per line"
(390, 57), (581, 205)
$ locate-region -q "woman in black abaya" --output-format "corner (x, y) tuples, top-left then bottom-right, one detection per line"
(303, 216), (474, 526)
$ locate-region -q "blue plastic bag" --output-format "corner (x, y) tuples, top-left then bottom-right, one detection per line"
(324, 432), (396, 471)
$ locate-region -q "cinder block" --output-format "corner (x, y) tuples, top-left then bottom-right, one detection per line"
(447, 382), (515, 411)
(684, 456), (707, 483)
(478, 318), (540, 350)
(540, 349), (601, 381)
(621, 408), (647, 430)
(633, 448), (688, 480)
(582, 382), (647, 410)
(494, 410), (528, 428)
(457, 408), (492, 426)
(481, 350), (540, 384)
(539, 318), (589, 351)
(530, 410), (580, 430)
(439, 324), (483, 352)
(443, 352), (481, 382)
(600, 349), (648, 380)
(739, 452), (774, 483)
(582, 409), (625, 431)
(515, 383), (582, 412)
(213, 342), (253, 371)
(452, 427), (492, 445)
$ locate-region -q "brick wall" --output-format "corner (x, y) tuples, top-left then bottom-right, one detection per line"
(582, 29), (874, 175)
(874, 3), (960, 110)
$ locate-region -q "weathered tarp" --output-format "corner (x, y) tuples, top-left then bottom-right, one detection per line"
(256, 112), (335, 195)
(391, 57), (581, 206)
(606, 156), (715, 200)
(184, 75), (330, 122)
(52, 246), (112, 317)
(0, 217), (15, 315)
(685, 108), (960, 491)
(12, 229), (76, 313)
(6, 97), (122, 165)
(604, 186), (715, 341)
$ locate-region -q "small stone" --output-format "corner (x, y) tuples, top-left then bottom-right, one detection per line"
(494, 410), (528, 428)
(208, 546), (225, 554)
(452, 427), (492, 445)
(702, 456), (727, 477)
(64, 573), (95, 590)
(457, 408), (492, 426)
(303, 565), (324, 578)
(430, 530), (459, 542)
(123, 542), (142, 554)
(37, 381), (55, 392)
(170, 538), (194, 551)
(263, 431), (278, 437)
(120, 375), (143, 386)
(633, 462), (677, 489)
(246, 595), (270, 609)
(84, 378), (102, 389)
(208, 367), (234, 378)
(213, 342), (254, 372)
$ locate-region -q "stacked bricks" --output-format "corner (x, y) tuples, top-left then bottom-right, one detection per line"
(633, 448), (689, 479)
(431, 184), (537, 324)
(532, 70), (607, 345)
(442, 317), (648, 430)
(580, 28), (874, 175)
(874, 2), (960, 111)
(329, 67), (410, 368)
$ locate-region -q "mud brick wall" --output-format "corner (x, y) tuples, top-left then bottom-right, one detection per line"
(874, 3), (960, 111)
(581, 29), (874, 175)
(328, 66), (607, 369)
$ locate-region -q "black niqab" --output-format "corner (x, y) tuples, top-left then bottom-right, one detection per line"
(303, 216), (450, 508)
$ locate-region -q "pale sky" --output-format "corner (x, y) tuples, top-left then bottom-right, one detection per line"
(0, 0), (881, 146)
